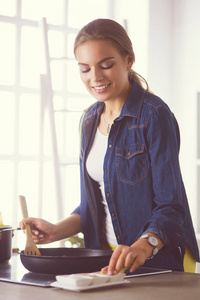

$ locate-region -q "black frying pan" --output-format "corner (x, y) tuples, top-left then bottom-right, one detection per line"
(20, 247), (113, 275)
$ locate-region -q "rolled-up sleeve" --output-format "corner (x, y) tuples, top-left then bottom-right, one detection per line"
(72, 205), (80, 215)
(144, 105), (187, 251)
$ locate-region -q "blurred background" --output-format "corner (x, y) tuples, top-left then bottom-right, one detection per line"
(0, 0), (200, 261)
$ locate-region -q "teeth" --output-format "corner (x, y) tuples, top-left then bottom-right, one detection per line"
(94, 84), (109, 90)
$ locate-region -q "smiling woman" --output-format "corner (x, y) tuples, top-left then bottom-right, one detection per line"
(20, 18), (199, 275)
(74, 18), (149, 92)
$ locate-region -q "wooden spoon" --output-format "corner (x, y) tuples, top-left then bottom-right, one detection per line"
(19, 195), (41, 256)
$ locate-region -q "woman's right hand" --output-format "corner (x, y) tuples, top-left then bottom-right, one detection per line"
(19, 218), (57, 244)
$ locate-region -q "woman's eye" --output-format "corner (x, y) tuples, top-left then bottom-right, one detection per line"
(81, 68), (90, 73)
(101, 63), (114, 70)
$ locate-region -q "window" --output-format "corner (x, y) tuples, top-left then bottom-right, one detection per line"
(0, 0), (111, 248)
(0, 0), (149, 248)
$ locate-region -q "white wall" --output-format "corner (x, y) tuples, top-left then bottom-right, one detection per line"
(147, 0), (200, 232)
(114, 0), (200, 270)
(114, 0), (149, 79)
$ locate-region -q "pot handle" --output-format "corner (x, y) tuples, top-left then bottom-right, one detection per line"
(0, 227), (21, 233)
(0, 227), (21, 240)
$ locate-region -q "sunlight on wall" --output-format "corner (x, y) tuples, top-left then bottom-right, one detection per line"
(114, 0), (149, 80)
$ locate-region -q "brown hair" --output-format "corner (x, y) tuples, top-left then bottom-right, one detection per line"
(74, 18), (149, 91)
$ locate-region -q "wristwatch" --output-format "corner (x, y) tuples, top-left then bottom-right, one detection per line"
(140, 234), (159, 259)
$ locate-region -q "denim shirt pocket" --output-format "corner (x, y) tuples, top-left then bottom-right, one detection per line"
(115, 144), (148, 185)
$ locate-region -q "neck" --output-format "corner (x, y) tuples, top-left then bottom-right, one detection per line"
(104, 107), (121, 119)
(103, 82), (132, 117)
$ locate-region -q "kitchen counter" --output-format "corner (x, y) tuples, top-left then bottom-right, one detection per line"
(1, 253), (200, 299)
(1, 267), (200, 300)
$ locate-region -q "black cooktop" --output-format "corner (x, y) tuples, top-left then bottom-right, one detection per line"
(0, 254), (55, 287)
(0, 253), (171, 288)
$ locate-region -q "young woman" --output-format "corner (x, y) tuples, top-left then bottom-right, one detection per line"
(20, 18), (199, 274)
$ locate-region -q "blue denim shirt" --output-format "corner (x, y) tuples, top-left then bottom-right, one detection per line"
(73, 81), (199, 270)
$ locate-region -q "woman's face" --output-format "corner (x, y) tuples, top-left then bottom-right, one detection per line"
(75, 40), (133, 104)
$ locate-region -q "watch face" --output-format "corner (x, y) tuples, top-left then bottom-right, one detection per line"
(148, 236), (158, 247)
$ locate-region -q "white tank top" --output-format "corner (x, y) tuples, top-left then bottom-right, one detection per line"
(86, 128), (118, 246)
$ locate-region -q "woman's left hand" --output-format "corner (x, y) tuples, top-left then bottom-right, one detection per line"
(101, 234), (164, 275)
(101, 244), (147, 275)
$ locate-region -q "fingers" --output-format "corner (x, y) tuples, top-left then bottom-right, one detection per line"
(129, 259), (143, 273)
(30, 230), (45, 243)
(19, 218), (45, 243)
(108, 245), (129, 275)
(107, 245), (146, 275)
(20, 217), (35, 228)
(19, 221), (25, 230)
(101, 266), (109, 274)
(101, 266), (118, 275)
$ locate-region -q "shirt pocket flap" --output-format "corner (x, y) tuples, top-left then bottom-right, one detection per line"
(116, 144), (145, 159)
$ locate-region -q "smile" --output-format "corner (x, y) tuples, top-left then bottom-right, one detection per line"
(93, 83), (111, 90)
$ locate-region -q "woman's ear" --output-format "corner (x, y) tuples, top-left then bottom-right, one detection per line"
(126, 54), (134, 70)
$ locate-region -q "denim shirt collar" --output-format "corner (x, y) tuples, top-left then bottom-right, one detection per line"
(120, 81), (145, 119)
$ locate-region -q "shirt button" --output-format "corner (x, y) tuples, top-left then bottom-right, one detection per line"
(105, 169), (108, 173)
(111, 213), (115, 217)
(106, 193), (110, 197)
(117, 235), (120, 240)
(109, 144), (112, 148)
